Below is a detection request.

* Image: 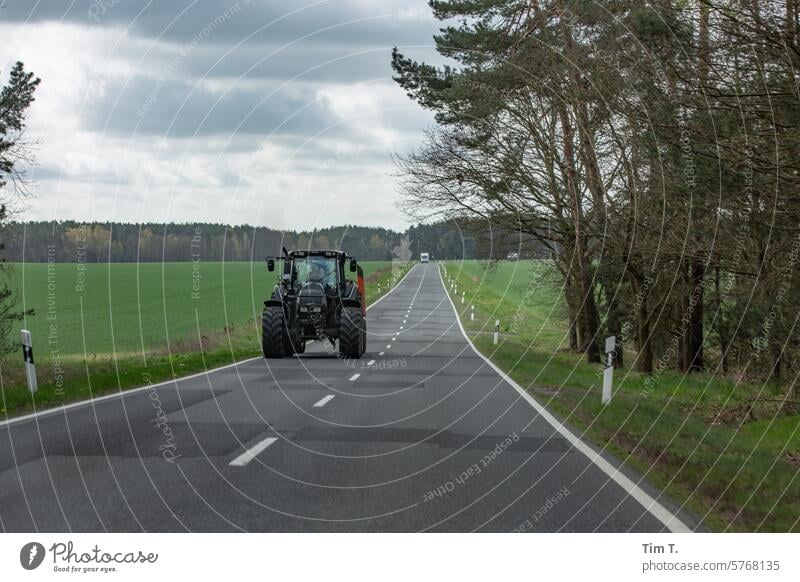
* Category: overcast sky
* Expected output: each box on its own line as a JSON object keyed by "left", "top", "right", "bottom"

{"left": 0, "top": 0, "right": 444, "bottom": 231}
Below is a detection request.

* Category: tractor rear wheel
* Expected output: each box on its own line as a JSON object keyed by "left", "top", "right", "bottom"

{"left": 262, "top": 306, "right": 285, "bottom": 358}
{"left": 339, "top": 306, "right": 364, "bottom": 359}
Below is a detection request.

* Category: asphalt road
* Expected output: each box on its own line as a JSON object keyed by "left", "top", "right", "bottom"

{"left": 0, "top": 263, "right": 694, "bottom": 532}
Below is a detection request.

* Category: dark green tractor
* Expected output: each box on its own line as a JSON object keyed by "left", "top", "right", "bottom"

{"left": 261, "top": 249, "right": 367, "bottom": 359}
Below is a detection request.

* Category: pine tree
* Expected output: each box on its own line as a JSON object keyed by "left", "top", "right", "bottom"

{"left": 0, "top": 62, "right": 40, "bottom": 355}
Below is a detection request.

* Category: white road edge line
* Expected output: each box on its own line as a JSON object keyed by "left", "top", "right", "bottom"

{"left": 348, "top": 373, "right": 361, "bottom": 381}
{"left": 313, "top": 394, "right": 335, "bottom": 408}
{"left": 436, "top": 266, "right": 692, "bottom": 534}
{"left": 0, "top": 356, "right": 262, "bottom": 429}
{"left": 0, "top": 264, "right": 420, "bottom": 428}
{"left": 229, "top": 436, "right": 278, "bottom": 467}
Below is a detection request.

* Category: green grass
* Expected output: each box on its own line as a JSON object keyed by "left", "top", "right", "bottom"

{"left": 0, "top": 260, "right": 405, "bottom": 416}
{"left": 442, "top": 260, "right": 800, "bottom": 532}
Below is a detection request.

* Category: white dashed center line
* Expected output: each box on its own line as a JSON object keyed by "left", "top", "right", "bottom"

{"left": 379, "top": 351, "right": 385, "bottom": 356}
{"left": 348, "top": 373, "right": 361, "bottom": 381}
{"left": 386, "top": 344, "right": 392, "bottom": 349}
{"left": 314, "top": 394, "right": 335, "bottom": 407}
{"left": 229, "top": 437, "right": 278, "bottom": 467}
{"left": 367, "top": 360, "right": 376, "bottom": 366}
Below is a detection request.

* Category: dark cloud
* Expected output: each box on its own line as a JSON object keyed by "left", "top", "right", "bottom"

{"left": 84, "top": 76, "right": 333, "bottom": 137}
{"left": 176, "top": 43, "right": 413, "bottom": 84}
{"left": 1, "top": 0, "right": 441, "bottom": 47}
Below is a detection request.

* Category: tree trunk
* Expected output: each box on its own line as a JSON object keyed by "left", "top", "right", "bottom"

{"left": 631, "top": 275, "right": 654, "bottom": 374}
{"left": 603, "top": 278, "right": 623, "bottom": 368}
{"left": 578, "top": 255, "right": 601, "bottom": 363}
{"left": 565, "top": 274, "right": 580, "bottom": 351}
{"left": 687, "top": 256, "right": 705, "bottom": 372}
{"left": 713, "top": 265, "right": 729, "bottom": 374}
{"left": 557, "top": 101, "right": 600, "bottom": 364}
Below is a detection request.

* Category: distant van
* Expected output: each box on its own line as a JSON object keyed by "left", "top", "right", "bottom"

{"left": 420, "top": 252, "right": 430, "bottom": 263}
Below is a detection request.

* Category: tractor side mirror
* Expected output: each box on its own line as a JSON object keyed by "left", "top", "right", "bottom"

{"left": 267, "top": 258, "right": 275, "bottom": 271}
{"left": 349, "top": 258, "right": 357, "bottom": 272}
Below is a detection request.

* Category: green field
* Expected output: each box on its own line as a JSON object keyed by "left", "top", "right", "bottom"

{"left": 0, "top": 260, "right": 407, "bottom": 414}
{"left": 443, "top": 260, "right": 800, "bottom": 532}
{"left": 6, "top": 260, "right": 400, "bottom": 357}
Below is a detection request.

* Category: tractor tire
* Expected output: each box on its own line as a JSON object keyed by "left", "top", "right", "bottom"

{"left": 262, "top": 306, "right": 285, "bottom": 358}
{"left": 339, "top": 306, "right": 364, "bottom": 359}
{"left": 360, "top": 314, "right": 367, "bottom": 354}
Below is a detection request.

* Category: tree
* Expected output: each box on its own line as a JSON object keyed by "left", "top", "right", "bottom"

{"left": 393, "top": 0, "right": 800, "bottom": 385}
{"left": 0, "top": 62, "right": 40, "bottom": 355}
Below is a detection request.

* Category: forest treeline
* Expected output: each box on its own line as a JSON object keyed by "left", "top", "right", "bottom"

{"left": 1, "top": 220, "right": 547, "bottom": 263}
{"left": 1, "top": 222, "right": 407, "bottom": 262}
{"left": 393, "top": 1, "right": 800, "bottom": 385}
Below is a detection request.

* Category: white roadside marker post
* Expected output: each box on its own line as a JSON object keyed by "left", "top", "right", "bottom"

{"left": 21, "top": 329, "right": 38, "bottom": 395}
{"left": 602, "top": 335, "right": 616, "bottom": 405}
{"left": 470, "top": 304, "right": 475, "bottom": 321}
{"left": 461, "top": 291, "right": 465, "bottom": 304}
{"left": 493, "top": 320, "right": 500, "bottom": 345}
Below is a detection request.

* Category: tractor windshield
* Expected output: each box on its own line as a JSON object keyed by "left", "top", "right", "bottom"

{"left": 294, "top": 256, "right": 338, "bottom": 288}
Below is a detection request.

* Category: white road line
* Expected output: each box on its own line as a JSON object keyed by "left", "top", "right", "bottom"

{"left": 348, "top": 373, "right": 361, "bottom": 381}
{"left": 379, "top": 352, "right": 385, "bottom": 356}
{"left": 436, "top": 267, "right": 692, "bottom": 533}
{"left": 313, "top": 394, "right": 335, "bottom": 408}
{"left": 392, "top": 337, "right": 397, "bottom": 341}
{"left": 400, "top": 326, "right": 404, "bottom": 330}
{"left": 229, "top": 436, "right": 278, "bottom": 467}
{"left": 367, "top": 360, "right": 376, "bottom": 366}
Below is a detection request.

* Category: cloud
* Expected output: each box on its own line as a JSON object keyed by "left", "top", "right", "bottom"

{"left": 0, "top": 0, "right": 442, "bottom": 230}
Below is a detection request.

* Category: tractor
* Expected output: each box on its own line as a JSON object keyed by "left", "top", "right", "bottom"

{"left": 261, "top": 248, "right": 367, "bottom": 359}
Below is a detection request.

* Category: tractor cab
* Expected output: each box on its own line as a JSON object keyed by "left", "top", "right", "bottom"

{"left": 285, "top": 251, "right": 344, "bottom": 294}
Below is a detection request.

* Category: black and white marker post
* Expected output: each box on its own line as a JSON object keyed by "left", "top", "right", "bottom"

{"left": 20, "top": 329, "right": 38, "bottom": 395}
{"left": 602, "top": 335, "right": 615, "bottom": 405}
{"left": 493, "top": 319, "right": 500, "bottom": 345}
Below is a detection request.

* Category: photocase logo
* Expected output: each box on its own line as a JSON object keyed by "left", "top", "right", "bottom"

{"left": 19, "top": 542, "right": 46, "bottom": 570}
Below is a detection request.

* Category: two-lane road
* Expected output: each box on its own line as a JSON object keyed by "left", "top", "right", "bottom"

{"left": 0, "top": 263, "right": 693, "bottom": 532}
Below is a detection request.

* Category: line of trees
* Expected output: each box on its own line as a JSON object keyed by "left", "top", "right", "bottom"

{"left": 3, "top": 220, "right": 546, "bottom": 264}
{"left": 1, "top": 222, "right": 407, "bottom": 263}
{"left": 392, "top": 1, "right": 800, "bottom": 384}
{"left": 408, "top": 220, "right": 550, "bottom": 260}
